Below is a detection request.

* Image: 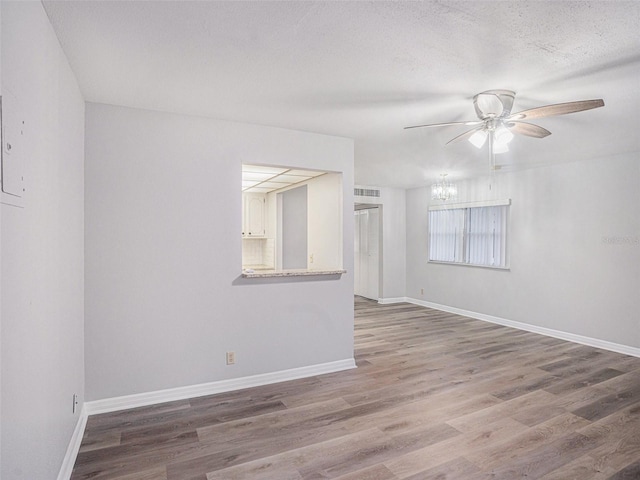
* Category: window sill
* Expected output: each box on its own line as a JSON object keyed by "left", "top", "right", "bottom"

{"left": 242, "top": 268, "right": 346, "bottom": 278}
{"left": 428, "top": 260, "right": 510, "bottom": 271}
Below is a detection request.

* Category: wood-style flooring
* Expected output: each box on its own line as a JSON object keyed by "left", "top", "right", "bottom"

{"left": 72, "top": 297, "right": 640, "bottom": 479}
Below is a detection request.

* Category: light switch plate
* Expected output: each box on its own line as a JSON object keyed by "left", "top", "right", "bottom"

{"left": 1, "top": 92, "right": 25, "bottom": 208}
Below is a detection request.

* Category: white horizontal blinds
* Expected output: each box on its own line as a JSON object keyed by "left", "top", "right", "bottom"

{"left": 429, "top": 208, "right": 465, "bottom": 262}
{"left": 465, "top": 205, "right": 508, "bottom": 267}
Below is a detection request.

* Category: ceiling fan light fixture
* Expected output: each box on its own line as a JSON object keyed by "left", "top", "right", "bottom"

{"left": 494, "top": 124, "right": 514, "bottom": 146}
{"left": 493, "top": 142, "right": 509, "bottom": 154}
{"left": 468, "top": 129, "right": 488, "bottom": 149}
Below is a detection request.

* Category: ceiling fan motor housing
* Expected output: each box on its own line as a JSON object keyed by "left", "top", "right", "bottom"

{"left": 473, "top": 90, "right": 516, "bottom": 119}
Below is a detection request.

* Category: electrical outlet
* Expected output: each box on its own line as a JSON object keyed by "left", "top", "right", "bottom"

{"left": 420, "top": 288, "right": 424, "bottom": 295}
{"left": 72, "top": 393, "right": 78, "bottom": 414}
{"left": 309, "top": 253, "right": 314, "bottom": 264}
{"left": 226, "top": 351, "right": 236, "bottom": 365}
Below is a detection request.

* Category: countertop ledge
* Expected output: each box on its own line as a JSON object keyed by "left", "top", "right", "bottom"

{"left": 242, "top": 269, "right": 346, "bottom": 278}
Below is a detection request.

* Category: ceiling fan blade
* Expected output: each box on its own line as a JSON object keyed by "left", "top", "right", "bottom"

{"left": 445, "top": 126, "right": 484, "bottom": 145}
{"left": 507, "top": 121, "right": 552, "bottom": 138}
{"left": 404, "top": 120, "right": 482, "bottom": 130}
{"left": 508, "top": 99, "right": 604, "bottom": 120}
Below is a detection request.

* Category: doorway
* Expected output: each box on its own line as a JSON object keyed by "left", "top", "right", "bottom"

{"left": 354, "top": 205, "right": 381, "bottom": 300}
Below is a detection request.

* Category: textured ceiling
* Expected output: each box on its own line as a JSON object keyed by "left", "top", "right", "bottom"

{"left": 42, "top": 1, "right": 640, "bottom": 188}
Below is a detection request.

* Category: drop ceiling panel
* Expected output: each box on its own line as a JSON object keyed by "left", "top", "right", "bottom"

{"left": 274, "top": 174, "right": 313, "bottom": 183}
{"left": 242, "top": 164, "right": 327, "bottom": 193}
{"left": 242, "top": 165, "right": 288, "bottom": 175}
{"left": 243, "top": 172, "right": 276, "bottom": 182}
{"left": 286, "top": 169, "right": 325, "bottom": 177}
{"left": 258, "top": 181, "right": 292, "bottom": 188}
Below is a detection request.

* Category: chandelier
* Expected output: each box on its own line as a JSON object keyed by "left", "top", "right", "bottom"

{"left": 431, "top": 173, "right": 457, "bottom": 201}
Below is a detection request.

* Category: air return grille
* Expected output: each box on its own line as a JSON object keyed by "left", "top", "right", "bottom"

{"left": 354, "top": 188, "right": 380, "bottom": 198}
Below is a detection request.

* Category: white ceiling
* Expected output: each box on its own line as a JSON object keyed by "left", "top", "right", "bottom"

{"left": 42, "top": 1, "right": 640, "bottom": 188}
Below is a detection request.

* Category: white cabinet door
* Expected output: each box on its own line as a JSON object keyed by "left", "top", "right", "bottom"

{"left": 243, "top": 193, "right": 266, "bottom": 237}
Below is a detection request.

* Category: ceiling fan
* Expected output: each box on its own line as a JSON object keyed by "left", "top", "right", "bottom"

{"left": 405, "top": 89, "right": 604, "bottom": 165}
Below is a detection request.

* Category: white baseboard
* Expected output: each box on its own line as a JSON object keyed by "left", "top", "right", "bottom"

{"left": 85, "top": 358, "right": 357, "bottom": 416}
{"left": 57, "top": 405, "right": 88, "bottom": 480}
{"left": 377, "top": 297, "right": 407, "bottom": 304}
{"left": 406, "top": 297, "right": 640, "bottom": 358}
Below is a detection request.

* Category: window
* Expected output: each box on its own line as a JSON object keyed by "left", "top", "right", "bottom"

{"left": 428, "top": 200, "right": 509, "bottom": 268}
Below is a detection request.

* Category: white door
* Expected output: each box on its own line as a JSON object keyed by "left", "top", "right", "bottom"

{"left": 354, "top": 207, "right": 380, "bottom": 300}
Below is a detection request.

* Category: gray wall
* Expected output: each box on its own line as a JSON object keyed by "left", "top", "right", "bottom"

{"left": 1, "top": 3, "right": 85, "bottom": 479}
{"left": 85, "top": 103, "right": 354, "bottom": 401}
{"left": 281, "top": 185, "right": 308, "bottom": 269}
{"left": 406, "top": 153, "right": 640, "bottom": 349}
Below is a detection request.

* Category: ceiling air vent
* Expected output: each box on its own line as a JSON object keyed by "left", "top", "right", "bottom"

{"left": 354, "top": 188, "right": 380, "bottom": 198}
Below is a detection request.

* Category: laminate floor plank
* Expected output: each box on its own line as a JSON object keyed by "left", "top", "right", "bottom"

{"left": 384, "top": 416, "right": 528, "bottom": 478}
{"left": 296, "top": 424, "right": 460, "bottom": 479}
{"left": 72, "top": 297, "right": 640, "bottom": 479}
{"left": 572, "top": 381, "right": 640, "bottom": 422}
{"left": 462, "top": 412, "right": 593, "bottom": 472}
{"left": 446, "top": 389, "right": 558, "bottom": 432}
{"left": 83, "top": 399, "right": 193, "bottom": 435}
{"left": 107, "top": 467, "right": 168, "bottom": 480}
{"left": 332, "top": 464, "right": 398, "bottom": 480}
{"left": 537, "top": 453, "right": 616, "bottom": 480}
{"left": 577, "top": 403, "right": 640, "bottom": 475}
{"left": 544, "top": 368, "right": 625, "bottom": 395}
{"left": 607, "top": 459, "right": 640, "bottom": 479}
{"left": 369, "top": 394, "right": 501, "bottom": 439}
{"left": 79, "top": 431, "right": 122, "bottom": 453}
{"left": 400, "top": 457, "right": 492, "bottom": 480}
{"left": 486, "top": 432, "right": 600, "bottom": 479}
{"left": 196, "top": 398, "right": 352, "bottom": 446}
{"left": 203, "top": 428, "right": 385, "bottom": 480}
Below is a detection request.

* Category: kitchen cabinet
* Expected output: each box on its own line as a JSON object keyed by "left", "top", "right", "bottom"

{"left": 242, "top": 193, "right": 266, "bottom": 237}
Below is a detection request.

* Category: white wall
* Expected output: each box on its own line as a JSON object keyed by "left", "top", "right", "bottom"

{"left": 1, "top": 3, "right": 85, "bottom": 479}
{"left": 307, "top": 173, "right": 343, "bottom": 271}
{"left": 0, "top": 2, "right": 4, "bottom": 473}
{"left": 355, "top": 186, "right": 406, "bottom": 300}
{"left": 85, "top": 103, "right": 354, "bottom": 401}
{"left": 406, "top": 153, "right": 640, "bottom": 349}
